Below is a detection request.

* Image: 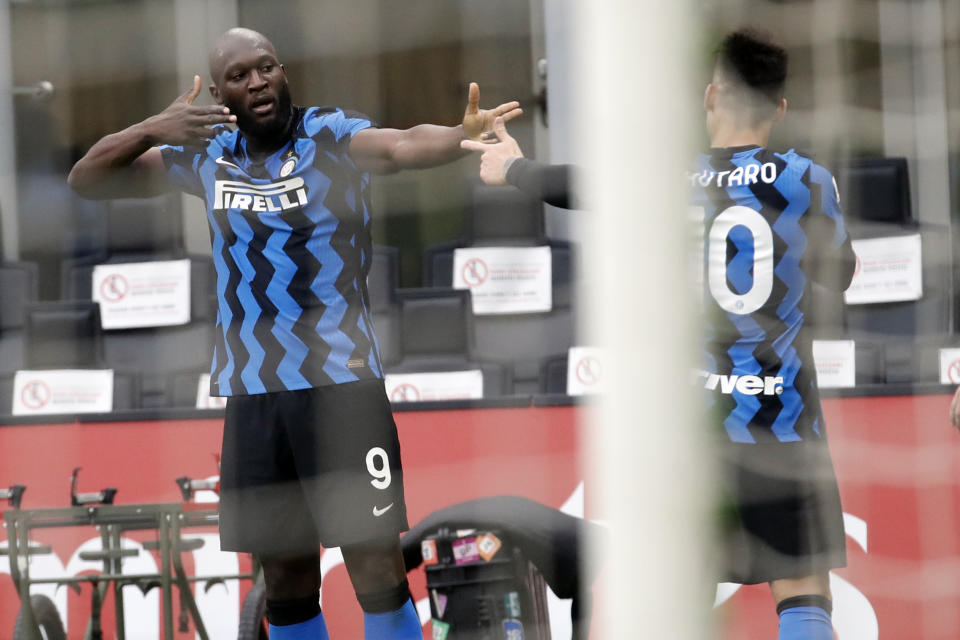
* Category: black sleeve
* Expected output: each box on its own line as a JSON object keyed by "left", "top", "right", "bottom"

{"left": 505, "top": 157, "right": 578, "bottom": 209}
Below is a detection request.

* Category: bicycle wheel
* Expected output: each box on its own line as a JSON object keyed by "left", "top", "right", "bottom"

{"left": 237, "top": 582, "right": 268, "bottom": 640}
{"left": 12, "top": 594, "right": 66, "bottom": 640}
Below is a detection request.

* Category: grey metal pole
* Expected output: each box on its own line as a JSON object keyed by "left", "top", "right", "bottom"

{"left": 0, "top": 0, "right": 20, "bottom": 260}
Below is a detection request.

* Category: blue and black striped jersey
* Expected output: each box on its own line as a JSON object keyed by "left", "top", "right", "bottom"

{"left": 689, "top": 146, "right": 855, "bottom": 443}
{"left": 161, "top": 106, "right": 384, "bottom": 396}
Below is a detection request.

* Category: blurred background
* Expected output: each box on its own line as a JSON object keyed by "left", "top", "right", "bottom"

{"left": 0, "top": 0, "right": 957, "bottom": 638}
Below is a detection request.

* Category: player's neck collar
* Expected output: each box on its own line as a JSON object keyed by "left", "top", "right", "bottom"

{"left": 708, "top": 144, "right": 762, "bottom": 156}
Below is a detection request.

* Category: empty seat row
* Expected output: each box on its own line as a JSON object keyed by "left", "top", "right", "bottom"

{"left": 20, "top": 192, "right": 185, "bottom": 300}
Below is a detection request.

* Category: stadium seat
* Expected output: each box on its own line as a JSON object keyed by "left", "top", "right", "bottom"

{"left": 17, "top": 170, "right": 107, "bottom": 299}
{"left": 367, "top": 244, "right": 400, "bottom": 312}
{"left": 366, "top": 245, "right": 402, "bottom": 366}
{"left": 422, "top": 182, "right": 550, "bottom": 284}
{"left": 399, "top": 288, "right": 474, "bottom": 356}
{"left": 806, "top": 283, "right": 846, "bottom": 337}
{"left": 386, "top": 288, "right": 511, "bottom": 397}
{"left": 539, "top": 353, "right": 569, "bottom": 394}
{"left": 103, "top": 194, "right": 184, "bottom": 254}
{"left": 0, "top": 375, "right": 13, "bottom": 416}
{"left": 0, "top": 261, "right": 38, "bottom": 376}
{"left": 10, "top": 300, "right": 140, "bottom": 415}
{"left": 24, "top": 300, "right": 104, "bottom": 369}
{"left": 60, "top": 254, "right": 216, "bottom": 409}
{"left": 422, "top": 183, "right": 576, "bottom": 394}
{"left": 466, "top": 182, "right": 547, "bottom": 244}
{"left": 60, "top": 254, "right": 215, "bottom": 321}
{"left": 57, "top": 194, "right": 186, "bottom": 300}
{"left": 371, "top": 308, "right": 402, "bottom": 367}
{"left": 0, "top": 372, "right": 140, "bottom": 416}
{"left": 854, "top": 339, "right": 886, "bottom": 385}
{"left": 843, "top": 223, "right": 952, "bottom": 338}
{"left": 884, "top": 335, "right": 960, "bottom": 385}
{"left": 102, "top": 323, "right": 214, "bottom": 409}
{"left": 18, "top": 191, "right": 180, "bottom": 300}
{"left": 834, "top": 157, "right": 912, "bottom": 224}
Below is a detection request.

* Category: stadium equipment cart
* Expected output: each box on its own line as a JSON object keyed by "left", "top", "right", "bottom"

{"left": 2, "top": 490, "right": 256, "bottom": 639}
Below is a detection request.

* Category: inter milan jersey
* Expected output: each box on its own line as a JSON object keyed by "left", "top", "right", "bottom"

{"left": 689, "top": 146, "right": 855, "bottom": 444}
{"left": 161, "top": 106, "right": 384, "bottom": 396}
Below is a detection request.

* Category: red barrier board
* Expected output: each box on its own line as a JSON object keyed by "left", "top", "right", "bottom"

{"left": 720, "top": 394, "right": 960, "bottom": 640}
{"left": 0, "top": 394, "right": 958, "bottom": 638}
{"left": 0, "top": 406, "right": 583, "bottom": 639}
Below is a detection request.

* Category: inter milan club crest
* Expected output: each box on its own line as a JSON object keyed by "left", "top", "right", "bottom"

{"left": 279, "top": 150, "right": 299, "bottom": 177}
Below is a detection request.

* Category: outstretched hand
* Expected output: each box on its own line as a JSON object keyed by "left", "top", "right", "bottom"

{"left": 459, "top": 116, "right": 524, "bottom": 185}
{"left": 145, "top": 75, "right": 236, "bottom": 147}
{"left": 461, "top": 82, "right": 523, "bottom": 141}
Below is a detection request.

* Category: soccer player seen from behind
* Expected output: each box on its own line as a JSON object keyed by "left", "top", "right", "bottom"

{"left": 68, "top": 27, "right": 521, "bottom": 640}
{"left": 691, "top": 29, "right": 856, "bottom": 640}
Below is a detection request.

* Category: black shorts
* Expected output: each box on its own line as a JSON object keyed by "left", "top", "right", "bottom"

{"left": 218, "top": 379, "right": 409, "bottom": 554}
{"left": 717, "top": 439, "right": 847, "bottom": 584}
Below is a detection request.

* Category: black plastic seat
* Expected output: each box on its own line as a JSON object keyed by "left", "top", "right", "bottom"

{"left": 834, "top": 157, "right": 911, "bottom": 224}
{"left": 385, "top": 288, "right": 511, "bottom": 398}
{"left": 0, "top": 261, "right": 38, "bottom": 376}
{"left": 60, "top": 254, "right": 216, "bottom": 409}
{"left": 24, "top": 300, "right": 104, "bottom": 368}
{"left": 421, "top": 183, "right": 576, "bottom": 395}
{"left": 843, "top": 223, "right": 951, "bottom": 339}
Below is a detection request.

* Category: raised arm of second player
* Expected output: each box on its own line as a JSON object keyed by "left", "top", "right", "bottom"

{"left": 460, "top": 116, "right": 576, "bottom": 209}
{"left": 67, "top": 76, "right": 237, "bottom": 199}
{"left": 348, "top": 82, "right": 521, "bottom": 174}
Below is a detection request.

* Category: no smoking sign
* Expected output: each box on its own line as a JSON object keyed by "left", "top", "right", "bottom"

{"left": 460, "top": 258, "right": 489, "bottom": 288}
{"left": 948, "top": 359, "right": 960, "bottom": 384}
{"left": 390, "top": 384, "right": 420, "bottom": 402}
{"left": 99, "top": 273, "right": 129, "bottom": 302}
{"left": 566, "top": 347, "right": 606, "bottom": 395}
{"left": 576, "top": 356, "right": 602, "bottom": 386}
{"left": 938, "top": 348, "right": 960, "bottom": 385}
{"left": 20, "top": 380, "right": 51, "bottom": 409}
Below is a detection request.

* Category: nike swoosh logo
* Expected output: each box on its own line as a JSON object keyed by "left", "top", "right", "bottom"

{"left": 215, "top": 157, "right": 242, "bottom": 170}
{"left": 372, "top": 503, "right": 394, "bottom": 517}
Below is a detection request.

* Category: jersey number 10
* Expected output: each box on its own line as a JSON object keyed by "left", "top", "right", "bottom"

{"left": 694, "top": 205, "right": 775, "bottom": 315}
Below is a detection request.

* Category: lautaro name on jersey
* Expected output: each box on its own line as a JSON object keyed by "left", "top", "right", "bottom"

{"left": 690, "top": 145, "right": 855, "bottom": 445}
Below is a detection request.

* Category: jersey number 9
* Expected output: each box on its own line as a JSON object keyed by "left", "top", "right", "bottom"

{"left": 365, "top": 446, "right": 392, "bottom": 490}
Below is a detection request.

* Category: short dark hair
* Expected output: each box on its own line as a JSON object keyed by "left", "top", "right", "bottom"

{"left": 715, "top": 28, "right": 787, "bottom": 106}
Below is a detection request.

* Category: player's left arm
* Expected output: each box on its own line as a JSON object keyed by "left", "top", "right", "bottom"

{"left": 348, "top": 82, "right": 522, "bottom": 175}
{"left": 805, "top": 163, "right": 857, "bottom": 291}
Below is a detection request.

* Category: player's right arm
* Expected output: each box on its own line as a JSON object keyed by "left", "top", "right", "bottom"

{"left": 68, "top": 76, "right": 235, "bottom": 199}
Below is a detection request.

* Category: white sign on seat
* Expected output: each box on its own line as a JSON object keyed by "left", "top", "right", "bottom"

{"left": 812, "top": 340, "right": 856, "bottom": 388}
{"left": 92, "top": 259, "right": 191, "bottom": 329}
{"left": 843, "top": 235, "right": 922, "bottom": 305}
{"left": 384, "top": 370, "right": 484, "bottom": 402}
{"left": 13, "top": 370, "right": 114, "bottom": 415}
{"left": 938, "top": 348, "right": 960, "bottom": 384}
{"left": 566, "top": 347, "right": 606, "bottom": 396}
{"left": 452, "top": 247, "right": 552, "bottom": 315}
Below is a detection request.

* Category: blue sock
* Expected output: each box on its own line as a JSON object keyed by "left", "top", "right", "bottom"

{"left": 777, "top": 605, "right": 833, "bottom": 640}
{"left": 268, "top": 611, "right": 331, "bottom": 640}
{"left": 363, "top": 598, "right": 423, "bottom": 640}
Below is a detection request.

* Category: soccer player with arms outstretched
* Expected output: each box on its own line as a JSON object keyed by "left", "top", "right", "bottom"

{"left": 692, "top": 29, "right": 856, "bottom": 639}
{"left": 69, "top": 27, "right": 520, "bottom": 640}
